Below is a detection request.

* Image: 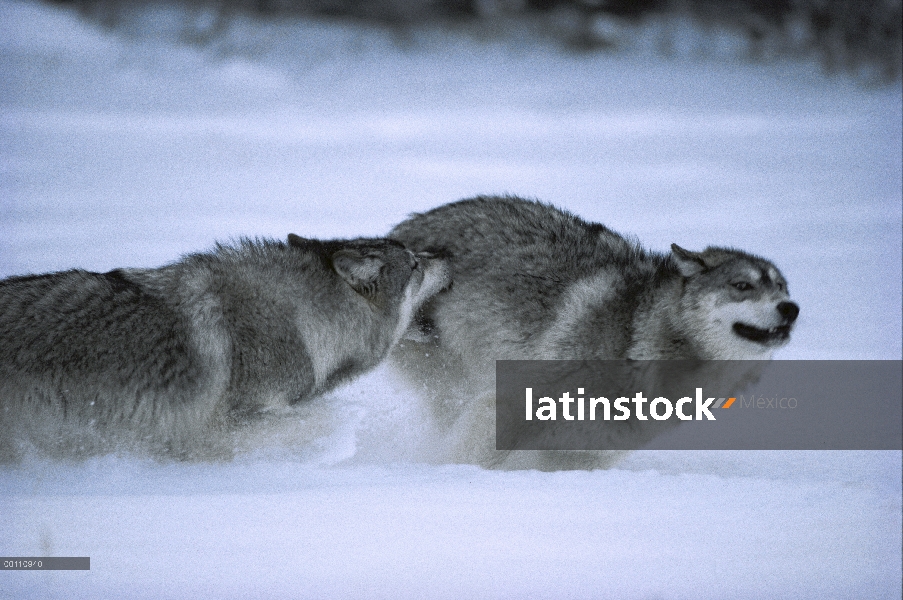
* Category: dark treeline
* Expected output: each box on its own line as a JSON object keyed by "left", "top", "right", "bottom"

{"left": 46, "top": 0, "right": 902, "bottom": 81}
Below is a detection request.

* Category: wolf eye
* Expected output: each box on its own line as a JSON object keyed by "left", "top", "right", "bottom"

{"left": 732, "top": 282, "right": 753, "bottom": 291}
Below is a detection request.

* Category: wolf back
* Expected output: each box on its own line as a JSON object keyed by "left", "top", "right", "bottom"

{"left": 0, "top": 235, "right": 450, "bottom": 460}
{"left": 391, "top": 195, "right": 799, "bottom": 372}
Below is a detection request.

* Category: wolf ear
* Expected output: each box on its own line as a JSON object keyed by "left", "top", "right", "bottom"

{"left": 332, "top": 250, "right": 384, "bottom": 297}
{"left": 287, "top": 233, "right": 310, "bottom": 247}
{"left": 671, "top": 244, "right": 708, "bottom": 277}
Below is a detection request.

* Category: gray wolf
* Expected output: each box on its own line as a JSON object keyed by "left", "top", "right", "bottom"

{"left": 389, "top": 195, "right": 799, "bottom": 469}
{"left": 0, "top": 235, "right": 450, "bottom": 461}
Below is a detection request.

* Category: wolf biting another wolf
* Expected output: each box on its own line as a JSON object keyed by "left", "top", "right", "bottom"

{"left": 1, "top": 195, "right": 797, "bottom": 466}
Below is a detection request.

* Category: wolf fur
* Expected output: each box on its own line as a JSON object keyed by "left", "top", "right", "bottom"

{"left": 0, "top": 235, "right": 450, "bottom": 461}
{"left": 389, "top": 196, "right": 799, "bottom": 469}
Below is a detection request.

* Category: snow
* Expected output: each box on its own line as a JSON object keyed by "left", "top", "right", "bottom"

{"left": 1, "top": 1, "right": 901, "bottom": 598}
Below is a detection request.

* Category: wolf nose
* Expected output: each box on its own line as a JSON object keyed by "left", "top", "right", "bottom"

{"left": 777, "top": 301, "right": 799, "bottom": 322}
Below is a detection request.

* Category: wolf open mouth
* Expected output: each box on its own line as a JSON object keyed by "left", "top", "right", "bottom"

{"left": 733, "top": 322, "right": 792, "bottom": 344}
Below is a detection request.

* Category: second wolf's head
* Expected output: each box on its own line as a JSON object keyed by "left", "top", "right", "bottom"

{"left": 670, "top": 244, "right": 799, "bottom": 359}
{"left": 287, "top": 234, "right": 451, "bottom": 348}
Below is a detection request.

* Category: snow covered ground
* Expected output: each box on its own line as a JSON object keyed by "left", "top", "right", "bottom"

{"left": 1, "top": 1, "right": 901, "bottom": 598}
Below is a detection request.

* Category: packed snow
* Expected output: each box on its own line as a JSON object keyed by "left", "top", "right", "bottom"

{"left": 0, "top": 1, "right": 900, "bottom": 598}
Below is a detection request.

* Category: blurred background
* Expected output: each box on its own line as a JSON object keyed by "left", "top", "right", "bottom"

{"left": 43, "top": 0, "right": 903, "bottom": 83}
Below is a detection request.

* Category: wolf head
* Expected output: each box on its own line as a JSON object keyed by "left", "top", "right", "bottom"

{"left": 670, "top": 244, "right": 799, "bottom": 359}
{"left": 287, "top": 234, "right": 451, "bottom": 345}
